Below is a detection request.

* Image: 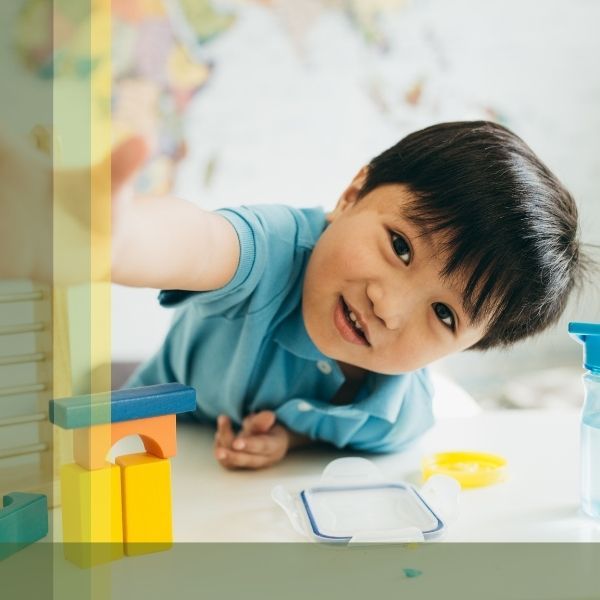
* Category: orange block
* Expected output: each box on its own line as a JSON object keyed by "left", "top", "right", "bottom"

{"left": 73, "top": 414, "right": 176, "bottom": 470}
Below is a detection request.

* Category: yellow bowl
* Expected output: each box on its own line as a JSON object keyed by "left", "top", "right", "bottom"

{"left": 422, "top": 451, "right": 508, "bottom": 488}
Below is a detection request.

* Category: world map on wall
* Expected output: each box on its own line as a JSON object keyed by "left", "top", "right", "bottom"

{"left": 14, "top": 0, "right": 503, "bottom": 193}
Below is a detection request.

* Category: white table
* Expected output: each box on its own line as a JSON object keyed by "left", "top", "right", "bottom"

{"left": 167, "top": 409, "right": 600, "bottom": 543}
{"left": 38, "top": 410, "right": 600, "bottom": 600}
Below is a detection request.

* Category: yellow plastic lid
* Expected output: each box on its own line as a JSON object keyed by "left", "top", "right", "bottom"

{"left": 422, "top": 451, "right": 508, "bottom": 488}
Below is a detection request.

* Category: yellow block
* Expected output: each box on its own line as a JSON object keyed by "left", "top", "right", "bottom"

{"left": 116, "top": 453, "right": 172, "bottom": 556}
{"left": 60, "top": 462, "right": 124, "bottom": 568}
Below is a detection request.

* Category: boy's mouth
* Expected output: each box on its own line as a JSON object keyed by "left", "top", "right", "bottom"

{"left": 334, "top": 296, "right": 370, "bottom": 346}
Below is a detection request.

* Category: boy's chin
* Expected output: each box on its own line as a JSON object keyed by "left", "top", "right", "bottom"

{"left": 328, "top": 353, "right": 419, "bottom": 376}
{"left": 339, "top": 355, "right": 428, "bottom": 376}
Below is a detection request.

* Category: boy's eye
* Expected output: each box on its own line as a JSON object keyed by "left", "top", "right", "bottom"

{"left": 433, "top": 302, "right": 456, "bottom": 331}
{"left": 390, "top": 232, "right": 411, "bottom": 265}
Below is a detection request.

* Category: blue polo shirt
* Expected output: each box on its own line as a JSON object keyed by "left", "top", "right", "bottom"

{"left": 126, "top": 204, "right": 434, "bottom": 452}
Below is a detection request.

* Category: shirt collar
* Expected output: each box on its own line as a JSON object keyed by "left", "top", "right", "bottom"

{"left": 273, "top": 300, "right": 329, "bottom": 362}
{"left": 353, "top": 371, "right": 415, "bottom": 422}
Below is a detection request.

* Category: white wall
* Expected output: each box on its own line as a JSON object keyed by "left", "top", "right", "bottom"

{"left": 112, "top": 0, "right": 600, "bottom": 396}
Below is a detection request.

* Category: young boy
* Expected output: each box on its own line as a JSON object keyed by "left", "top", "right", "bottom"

{"left": 113, "top": 121, "right": 583, "bottom": 470}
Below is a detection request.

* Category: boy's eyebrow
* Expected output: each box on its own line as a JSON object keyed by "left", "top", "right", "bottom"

{"left": 388, "top": 210, "right": 450, "bottom": 274}
{"left": 388, "top": 210, "right": 439, "bottom": 253}
{"left": 438, "top": 261, "right": 482, "bottom": 331}
{"left": 447, "top": 285, "right": 476, "bottom": 331}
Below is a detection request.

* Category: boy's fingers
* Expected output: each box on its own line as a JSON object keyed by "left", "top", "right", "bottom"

{"left": 214, "top": 415, "right": 235, "bottom": 449}
{"left": 232, "top": 434, "right": 273, "bottom": 455}
{"left": 110, "top": 136, "right": 148, "bottom": 193}
{"left": 216, "top": 448, "right": 269, "bottom": 470}
{"left": 241, "top": 411, "right": 276, "bottom": 436}
{"left": 217, "top": 415, "right": 235, "bottom": 447}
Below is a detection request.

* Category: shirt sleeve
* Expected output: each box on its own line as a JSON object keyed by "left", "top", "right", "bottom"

{"left": 274, "top": 370, "right": 434, "bottom": 453}
{"left": 157, "top": 205, "right": 311, "bottom": 318}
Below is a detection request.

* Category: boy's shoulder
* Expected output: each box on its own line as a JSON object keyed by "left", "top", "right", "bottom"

{"left": 159, "top": 204, "right": 327, "bottom": 314}
{"left": 219, "top": 203, "right": 327, "bottom": 252}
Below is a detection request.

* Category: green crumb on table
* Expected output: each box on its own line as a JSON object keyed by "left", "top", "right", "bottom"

{"left": 402, "top": 568, "right": 423, "bottom": 579}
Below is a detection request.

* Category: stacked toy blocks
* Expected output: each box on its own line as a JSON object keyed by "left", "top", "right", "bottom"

{"left": 50, "top": 383, "right": 196, "bottom": 567}
{"left": 0, "top": 492, "right": 48, "bottom": 561}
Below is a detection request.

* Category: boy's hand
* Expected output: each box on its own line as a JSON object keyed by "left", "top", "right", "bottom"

{"left": 54, "top": 135, "right": 147, "bottom": 284}
{"left": 213, "top": 411, "right": 290, "bottom": 470}
{"left": 0, "top": 125, "right": 146, "bottom": 282}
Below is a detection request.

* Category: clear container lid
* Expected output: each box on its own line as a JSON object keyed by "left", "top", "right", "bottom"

{"left": 273, "top": 457, "right": 460, "bottom": 544}
{"left": 300, "top": 482, "right": 443, "bottom": 542}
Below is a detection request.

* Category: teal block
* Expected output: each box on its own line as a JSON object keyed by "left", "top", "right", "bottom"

{"left": 0, "top": 493, "right": 48, "bottom": 561}
{"left": 49, "top": 383, "right": 197, "bottom": 429}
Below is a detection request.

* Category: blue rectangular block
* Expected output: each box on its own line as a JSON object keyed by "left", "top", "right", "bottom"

{"left": 0, "top": 493, "right": 48, "bottom": 561}
{"left": 49, "top": 383, "right": 196, "bottom": 429}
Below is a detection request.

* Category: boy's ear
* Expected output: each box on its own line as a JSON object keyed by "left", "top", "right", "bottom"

{"left": 326, "top": 165, "right": 369, "bottom": 223}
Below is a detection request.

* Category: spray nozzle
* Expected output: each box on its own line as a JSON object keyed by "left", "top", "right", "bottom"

{"left": 569, "top": 322, "right": 600, "bottom": 373}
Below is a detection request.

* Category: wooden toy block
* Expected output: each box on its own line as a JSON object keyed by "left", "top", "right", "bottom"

{"left": 60, "top": 463, "right": 123, "bottom": 568}
{"left": 116, "top": 453, "right": 172, "bottom": 556}
{"left": 0, "top": 493, "right": 48, "bottom": 561}
{"left": 50, "top": 383, "right": 196, "bottom": 429}
{"left": 73, "top": 414, "right": 177, "bottom": 470}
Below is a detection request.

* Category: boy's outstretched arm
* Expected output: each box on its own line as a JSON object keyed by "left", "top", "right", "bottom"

{"left": 111, "top": 193, "right": 240, "bottom": 291}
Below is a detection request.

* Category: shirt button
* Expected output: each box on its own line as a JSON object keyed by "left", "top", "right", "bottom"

{"left": 297, "top": 401, "right": 313, "bottom": 412}
{"left": 316, "top": 360, "right": 332, "bottom": 375}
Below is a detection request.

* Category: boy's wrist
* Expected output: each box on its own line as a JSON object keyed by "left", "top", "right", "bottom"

{"left": 280, "top": 424, "right": 312, "bottom": 450}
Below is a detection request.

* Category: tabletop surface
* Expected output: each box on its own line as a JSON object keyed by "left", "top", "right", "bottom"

{"left": 158, "top": 408, "right": 599, "bottom": 543}
{"left": 50, "top": 408, "right": 600, "bottom": 543}
{"left": 28, "top": 408, "right": 600, "bottom": 600}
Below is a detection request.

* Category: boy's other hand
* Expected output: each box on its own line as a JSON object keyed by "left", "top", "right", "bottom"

{"left": 213, "top": 411, "right": 290, "bottom": 470}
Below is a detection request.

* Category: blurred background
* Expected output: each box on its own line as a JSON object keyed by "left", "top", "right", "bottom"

{"left": 97, "top": 0, "right": 600, "bottom": 410}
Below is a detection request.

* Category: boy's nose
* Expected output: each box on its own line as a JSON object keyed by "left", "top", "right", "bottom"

{"left": 366, "top": 281, "right": 409, "bottom": 331}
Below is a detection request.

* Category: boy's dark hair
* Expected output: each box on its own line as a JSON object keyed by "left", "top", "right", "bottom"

{"left": 358, "top": 120, "right": 583, "bottom": 350}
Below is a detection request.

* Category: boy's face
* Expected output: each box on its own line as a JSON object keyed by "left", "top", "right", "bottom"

{"left": 302, "top": 169, "right": 488, "bottom": 375}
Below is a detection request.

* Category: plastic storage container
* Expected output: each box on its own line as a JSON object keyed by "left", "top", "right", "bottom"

{"left": 272, "top": 457, "right": 460, "bottom": 543}
{"left": 569, "top": 322, "right": 600, "bottom": 519}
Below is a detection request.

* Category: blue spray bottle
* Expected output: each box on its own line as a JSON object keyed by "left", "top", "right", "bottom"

{"left": 569, "top": 322, "right": 600, "bottom": 519}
